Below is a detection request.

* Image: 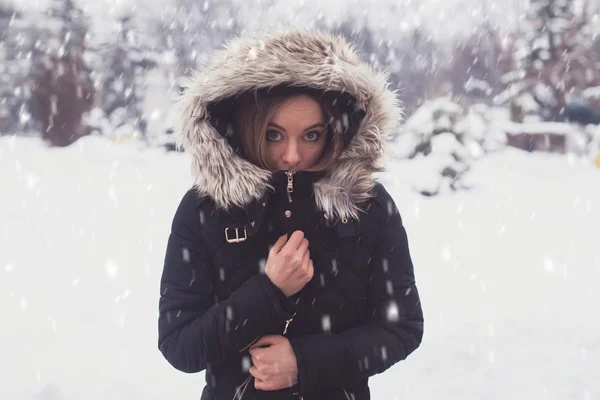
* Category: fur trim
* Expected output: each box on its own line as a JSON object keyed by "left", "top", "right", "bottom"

{"left": 175, "top": 28, "right": 403, "bottom": 221}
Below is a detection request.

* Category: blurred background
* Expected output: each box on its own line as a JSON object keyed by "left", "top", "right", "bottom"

{"left": 1, "top": 0, "right": 599, "bottom": 399}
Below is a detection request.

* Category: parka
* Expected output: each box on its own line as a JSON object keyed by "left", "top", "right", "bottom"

{"left": 158, "top": 28, "right": 424, "bottom": 400}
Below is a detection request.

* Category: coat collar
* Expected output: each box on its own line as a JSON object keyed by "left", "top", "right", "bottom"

{"left": 174, "top": 28, "right": 403, "bottom": 221}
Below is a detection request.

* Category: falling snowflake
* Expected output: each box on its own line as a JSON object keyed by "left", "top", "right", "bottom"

{"left": 442, "top": 245, "right": 451, "bottom": 262}
{"left": 386, "top": 301, "right": 399, "bottom": 322}
{"left": 543, "top": 256, "right": 554, "bottom": 274}
{"left": 182, "top": 247, "right": 190, "bottom": 263}
{"left": 258, "top": 258, "right": 267, "bottom": 274}
{"left": 321, "top": 314, "right": 331, "bottom": 333}
{"left": 241, "top": 355, "right": 251, "bottom": 372}
{"left": 25, "top": 173, "right": 40, "bottom": 190}
{"left": 386, "top": 280, "right": 393, "bottom": 295}
{"left": 488, "top": 349, "right": 496, "bottom": 364}
{"left": 341, "top": 112, "right": 349, "bottom": 130}
{"left": 189, "top": 269, "right": 196, "bottom": 287}
{"left": 106, "top": 260, "right": 119, "bottom": 280}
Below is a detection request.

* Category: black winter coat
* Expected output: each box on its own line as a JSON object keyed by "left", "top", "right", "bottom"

{"left": 158, "top": 171, "right": 424, "bottom": 400}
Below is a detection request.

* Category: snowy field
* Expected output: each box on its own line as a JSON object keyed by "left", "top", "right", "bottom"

{"left": 1, "top": 135, "right": 598, "bottom": 400}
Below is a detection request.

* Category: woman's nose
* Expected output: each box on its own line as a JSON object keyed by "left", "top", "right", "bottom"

{"left": 282, "top": 142, "right": 301, "bottom": 166}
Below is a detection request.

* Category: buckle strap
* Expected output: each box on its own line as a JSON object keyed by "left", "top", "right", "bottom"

{"left": 224, "top": 227, "right": 247, "bottom": 243}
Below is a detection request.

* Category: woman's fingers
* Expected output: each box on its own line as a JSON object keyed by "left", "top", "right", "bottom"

{"left": 249, "top": 366, "right": 263, "bottom": 381}
{"left": 282, "top": 231, "right": 304, "bottom": 252}
{"left": 270, "top": 234, "right": 288, "bottom": 255}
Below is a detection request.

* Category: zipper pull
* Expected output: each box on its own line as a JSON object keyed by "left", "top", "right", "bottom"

{"left": 286, "top": 171, "right": 295, "bottom": 203}
{"left": 283, "top": 312, "right": 296, "bottom": 335}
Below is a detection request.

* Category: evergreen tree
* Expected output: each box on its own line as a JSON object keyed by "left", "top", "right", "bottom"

{"left": 444, "top": 22, "right": 515, "bottom": 106}
{"left": 316, "top": 16, "right": 441, "bottom": 114}
{"left": 0, "top": 3, "right": 37, "bottom": 134}
{"left": 92, "top": 14, "right": 158, "bottom": 138}
{"left": 28, "top": 0, "right": 95, "bottom": 146}
{"left": 151, "top": 0, "right": 243, "bottom": 81}
{"left": 508, "top": 0, "right": 600, "bottom": 121}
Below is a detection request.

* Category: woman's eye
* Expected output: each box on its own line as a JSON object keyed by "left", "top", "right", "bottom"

{"left": 305, "top": 132, "right": 320, "bottom": 141}
{"left": 266, "top": 131, "right": 281, "bottom": 141}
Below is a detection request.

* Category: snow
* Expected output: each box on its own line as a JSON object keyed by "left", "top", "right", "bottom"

{"left": 1, "top": 135, "right": 599, "bottom": 399}
{"left": 403, "top": 98, "right": 464, "bottom": 136}
{"left": 581, "top": 86, "right": 600, "bottom": 101}
{"left": 503, "top": 121, "right": 576, "bottom": 136}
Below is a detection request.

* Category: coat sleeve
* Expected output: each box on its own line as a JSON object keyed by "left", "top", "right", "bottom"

{"left": 158, "top": 189, "right": 296, "bottom": 373}
{"left": 289, "top": 185, "right": 424, "bottom": 394}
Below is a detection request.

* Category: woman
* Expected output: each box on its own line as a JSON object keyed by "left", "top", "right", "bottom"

{"left": 158, "top": 29, "right": 424, "bottom": 400}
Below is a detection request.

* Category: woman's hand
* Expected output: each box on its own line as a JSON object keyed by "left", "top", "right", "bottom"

{"left": 249, "top": 335, "right": 298, "bottom": 391}
{"left": 266, "top": 231, "right": 314, "bottom": 297}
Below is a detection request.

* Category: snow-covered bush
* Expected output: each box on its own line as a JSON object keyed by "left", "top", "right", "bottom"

{"left": 389, "top": 98, "right": 481, "bottom": 196}
{"left": 390, "top": 94, "right": 600, "bottom": 196}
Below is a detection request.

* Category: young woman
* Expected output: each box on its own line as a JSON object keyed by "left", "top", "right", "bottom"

{"left": 158, "top": 29, "right": 424, "bottom": 400}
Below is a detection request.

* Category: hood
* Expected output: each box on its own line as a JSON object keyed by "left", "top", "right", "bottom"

{"left": 174, "top": 28, "right": 402, "bottom": 221}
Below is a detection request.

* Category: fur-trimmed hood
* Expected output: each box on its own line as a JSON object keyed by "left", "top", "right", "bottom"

{"left": 174, "top": 28, "right": 402, "bottom": 221}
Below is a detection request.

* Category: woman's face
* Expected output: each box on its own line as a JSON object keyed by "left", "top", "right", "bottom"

{"left": 265, "top": 95, "right": 328, "bottom": 171}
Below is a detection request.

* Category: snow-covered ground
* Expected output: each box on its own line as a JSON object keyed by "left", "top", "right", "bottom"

{"left": 1, "top": 135, "right": 598, "bottom": 400}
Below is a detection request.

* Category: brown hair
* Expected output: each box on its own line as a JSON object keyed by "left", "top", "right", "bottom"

{"left": 233, "top": 87, "right": 347, "bottom": 172}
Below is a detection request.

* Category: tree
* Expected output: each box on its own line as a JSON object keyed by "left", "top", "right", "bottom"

{"left": 150, "top": 0, "right": 243, "bottom": 81}
{"left": 28, "top": 0, "right": 95, "bottom": 146}
{"left": 502, "top": 0, "right": 600, "bottom": 121}
{"left": 316, "top": 16, "right": 441, "bottom": 114}
{"left": 442, "top": 22, "right": 515, "bottom": 106}
{"left": 89, "top": 14, "right": 158, "bottom": 138}
{"left": 0, "top": 3, "right": 19, "bottom": 134}
{"left": 393, "top": 27, "right": 442, "bottom": 113}
{"left": 0, "top": 3, "right": 38, "bottom": 134}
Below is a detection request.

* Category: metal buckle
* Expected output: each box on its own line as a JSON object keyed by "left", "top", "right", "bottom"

{"left": 225, "top": 227, "right": 247, "bottom": 243}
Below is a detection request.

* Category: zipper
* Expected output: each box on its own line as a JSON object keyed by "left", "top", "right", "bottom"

{"left": 234, "top": 312, "right": 297, "bottom": 400}
{"left": 286, "top": 170, "right": 295, "bottom": 203}
{"left": 284, "top": 311, "right": 299, "bottom": 399}
{"left": 283, "top": 312, "right": 296, "bottom": 335}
